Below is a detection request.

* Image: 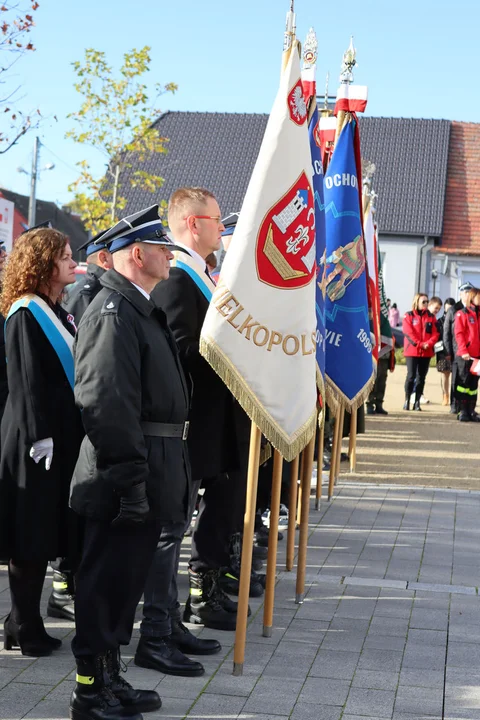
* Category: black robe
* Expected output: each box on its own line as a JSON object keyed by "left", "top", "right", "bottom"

{"left": 0, "top": 300, "right": 84, "bottom": 561}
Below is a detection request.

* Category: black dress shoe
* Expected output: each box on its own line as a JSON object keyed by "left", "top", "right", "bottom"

{"left": 134, "top": 635, "right": 204, "bottom": 677}
{"left": 170, "top": 620, "right": 221, "bottom": 655}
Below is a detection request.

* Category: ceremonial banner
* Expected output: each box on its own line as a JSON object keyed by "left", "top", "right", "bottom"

{"left": 364, "top": 199, "right": 380, "bottom": 361}
{"left": 334, "top": 85, "right": 368, "bottom": 114}
{"left": 309, "top": 104, "right": 326, "bottom": 393}
{"left": 323, "top": 119, "right": 374, "bottom": 408}
{"left": 377, "top": 232, "right": 394, "bottom": 358}
{"left": 200, "top": 42, "right": 317, "bottom": 461}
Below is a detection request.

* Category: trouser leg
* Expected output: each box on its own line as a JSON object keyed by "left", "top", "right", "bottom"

{"left": 374, "top": 358, "right": 389, "bottom": 404}
{"left": 72, "top": 518, "right": 161, "bottom": 658}
{"left": 190, "top": 474, "right": 233, "bottom": 572}
{"left": 451, "top": 360, "right": 458, "bottom": 408}
{"left": 140, "top": 521, "right": 185, "bottom": 638}
{"left": 8, "top": 558, "right": 48, "bottom": 624}
{"left": 415, "top": 357, "right": 431, "bottom": 399}
{"left": 405, "top": 357, "right": 418, "bottom": 397}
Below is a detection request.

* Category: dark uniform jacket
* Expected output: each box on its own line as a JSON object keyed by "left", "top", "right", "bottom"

{"left": 152, "top": 248, "right": 249, "bottom": 482}
{"left": 63, "top": 264, "right": 105, "bottom": 325}
{"left": 0, "top": 313, "right": 8, "bottom": 420}
{"left": 443, "top": 301, "right": 464, "bottom": 358}
{"left": 0, "top": 301, "right": 84, "bottom": 560}
{"left": 70, "top": 269, "right": 191, "bottom": 524}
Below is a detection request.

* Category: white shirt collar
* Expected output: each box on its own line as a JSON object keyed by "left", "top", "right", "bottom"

{"left": 174, "top": 241, "right": 206, "bottom": 271}
{"left": 131, "top": 281, "right": 150, "bottom": 301}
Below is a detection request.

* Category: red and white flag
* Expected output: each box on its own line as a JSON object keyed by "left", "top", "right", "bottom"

{"left": 335, "top": 84, "right": 368, "bottom": 115}
{"left": 200, "top": 42, "right": 317, "bottom": 461}
{"left": 364, "top": 200, "right": 380, "bottom": 362}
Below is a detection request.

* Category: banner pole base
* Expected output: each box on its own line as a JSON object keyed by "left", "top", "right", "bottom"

{"left": 328, "top": 494, "right": 332, "bottom": 502}
{"left": 314, "top": 499, "right": 319, "bottom": 511}
{"left": 295, "top": 593, "right": 305, "bottom": 604}
{"left": 232, "top": 662, "right": 244, "bottom": 676}
{"left": 262, "top": 625, "right": 273, "bottom": 638}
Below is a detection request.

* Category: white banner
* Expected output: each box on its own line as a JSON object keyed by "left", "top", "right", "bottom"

{"left": 0, "top": 198, "right": 14, "bottom": 252}
{"left": 200, "top": 43, "right": 317, "bottom": 461}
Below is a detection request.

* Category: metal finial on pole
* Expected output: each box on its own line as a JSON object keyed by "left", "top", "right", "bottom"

{"left": 339, "top": 35, "right": 357, "bottom": 84}
{"left": 323, "top": 72, "right": 330, "bottom": 110}
{"left": 284, "top": 1, "right": 296, "bottom": 52}
{"left": 302, "top": 27, "right": 317, "bottom": 68}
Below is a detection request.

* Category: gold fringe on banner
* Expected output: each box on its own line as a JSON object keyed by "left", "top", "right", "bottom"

{"left": 259, "top": 442, "right": 272, "bottom": 466}
{"left": 200, "top": 335, "right": 317, "bottom": 462}
{"left": 325, "top": 371, "right": 376, "bottom": 415}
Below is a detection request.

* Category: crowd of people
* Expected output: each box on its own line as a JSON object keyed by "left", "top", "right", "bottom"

{"left": 0, "top": 189, "right": 282, "bottom": 720}
{"left": 386, "top": 284, "right": 480, "bottom": 420}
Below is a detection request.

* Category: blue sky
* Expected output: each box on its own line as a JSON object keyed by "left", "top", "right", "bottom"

{"left": 1, "top": 0, "right": 478, "bottom": 207}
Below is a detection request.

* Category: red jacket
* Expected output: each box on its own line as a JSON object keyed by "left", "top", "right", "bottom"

{"left": 454, "top": 306, "right": 480, "bottom": 359}
{"left": 402, "top": 310, "right": 440, "bottom": 358}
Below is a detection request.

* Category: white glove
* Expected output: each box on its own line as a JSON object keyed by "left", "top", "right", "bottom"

{"left": 29, "top": 438, "right": 54, "bottom": 471}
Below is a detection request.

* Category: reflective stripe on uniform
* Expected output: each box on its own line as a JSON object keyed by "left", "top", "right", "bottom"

{"left": 189, "top": 588, "right": 202, "bottom": 596}
{"left": 457, "top": 386, "right": 478, "bottom": 396}
{"left": 76, "top": 674, "right": 94, "bottom": 685}
{"left": 53, "top": 581, "right": 68, "bottom": 590}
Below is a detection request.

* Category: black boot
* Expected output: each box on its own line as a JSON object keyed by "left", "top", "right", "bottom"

{"left": 403, "top": 394, "right": 410, "bottom": 411}
{"left": 105, "top": 648, "right": 162, "bottom": 712}
{"left": 218, "top": 561, "right": 265, "bottom": 598}
{"left": 183, "top": 569, "right": 237, "bottom": 630}
{"left": 170, "top": 619, "right": 221, "bottom": 655}
{"left": 459, "top": 397, "right": 471, "bottom": 422}
{"left": 469, "top": 398, "right": 480, "bottom": 422}
{"left": 3, "top": 614, "right": 59, "bottom": 656}
{"left": 70, "top": 655, "right": 139, "bottom": 720}
{"left": 47, "top": 570, "right": 75, "bottom": 621}
{"left": 134, "top": 635, "right": 204, "bottom": 677}
{"left": 375, "top": 403, "right": 388, "bottom": 415}
{"left": 366, "top": 403, "right": 375, "bottom": 415}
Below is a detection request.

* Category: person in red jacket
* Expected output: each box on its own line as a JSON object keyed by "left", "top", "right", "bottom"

{"left": 402, "top": 293, "right": 440, "bottom": 410}
{"left": 453, "top": 288, "right": 480, "bottom": 422}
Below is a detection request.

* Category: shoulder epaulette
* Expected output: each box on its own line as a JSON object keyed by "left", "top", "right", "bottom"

{"left": 101, "top": 291, "right": 122, "bottom": 316}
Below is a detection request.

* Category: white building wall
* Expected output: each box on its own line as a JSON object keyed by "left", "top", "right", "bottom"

{"left": 378, "top": 235, "right": 425, "bottom": 317}
{"left": 429, "top": 253, "right": 480, "bottom": 303}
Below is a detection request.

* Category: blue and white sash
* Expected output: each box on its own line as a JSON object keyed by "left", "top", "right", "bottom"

{"left": 6, "top": 294, "right": 75, "bottom": 389}
{"left": 171, "top": 251, "right": 215, "bottom": 302}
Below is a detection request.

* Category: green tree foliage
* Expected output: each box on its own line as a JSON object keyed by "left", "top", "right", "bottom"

{"left": 0, "top": 2, "right": 40, "bottom": 154}
{"left": 66, "top": 46, "right": 177, "bottom": 234}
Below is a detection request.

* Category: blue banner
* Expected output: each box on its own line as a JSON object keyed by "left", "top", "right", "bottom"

{"left": 309, "top": 105, "right": 326, "bottom": 390}
{"left": 323, "top": 120, "right": 373, "bottom": 406}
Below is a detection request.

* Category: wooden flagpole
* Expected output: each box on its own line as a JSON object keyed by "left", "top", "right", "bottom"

{"left": 327, "top": 407, "right": 341, "bottom": 500}
{"left": 263, "top": 450, "right": 283, "bottom": 636}
{"left": 334, "top": 406, "right": 345, "bottom": 485}
{"left": 286, "top": 454, "right": 300, "bottom": 571}
{"left": 295, "top": 433, "right": 315, "bottom": 603}
{"left": 296, "top": 451, "right": 305, "bottom": 526}
{"left": 315, "top": 422, "right": 324, "bottom": 510}
{"left": 233, "top": 422, "right": 262, "bottom": 676}
{"left": 349, "top": 410, "right": 357, "bottom": 473}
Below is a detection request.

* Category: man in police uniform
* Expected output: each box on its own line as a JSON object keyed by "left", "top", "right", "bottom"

{"left": 69, "top": 205, "right": 190, "bottom": 720}
{"left": 63, "top": 232, "right": 113, "bottom": 324}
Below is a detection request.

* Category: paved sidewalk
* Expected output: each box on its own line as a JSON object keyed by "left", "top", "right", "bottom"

{"left": 2, "top": 482, "right": 480, "bottom": 719}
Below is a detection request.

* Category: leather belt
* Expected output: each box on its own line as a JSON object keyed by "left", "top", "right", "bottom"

{"left": 141, "top": 421, "right": 189, "bottom": 441}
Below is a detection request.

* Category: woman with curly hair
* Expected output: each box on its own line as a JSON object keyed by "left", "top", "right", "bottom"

{"left": 0, "top": 227, "right": 84, "bottom": 656}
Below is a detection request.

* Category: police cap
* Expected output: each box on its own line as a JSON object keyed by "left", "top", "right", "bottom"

{"left": 100, "top": 205, "right": 182, "bottom": 254}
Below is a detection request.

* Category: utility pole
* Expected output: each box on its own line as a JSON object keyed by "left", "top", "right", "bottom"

{"left": 28, "top": 136, "right": 40, "bottom": 227}
{"left": 111, "top": 164, "right": 120, "bottom": 222}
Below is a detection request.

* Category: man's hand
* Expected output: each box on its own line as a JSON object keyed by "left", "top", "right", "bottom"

{"left": 462, "top": 353, "right": 471, "bottom": 361}
{"left": 111, "top": 482, "right": 150, "bottom": 528}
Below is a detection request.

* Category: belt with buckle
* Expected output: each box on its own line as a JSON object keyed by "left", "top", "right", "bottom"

{"left": 141, "top": 421, "right": 189, "bottom": 441}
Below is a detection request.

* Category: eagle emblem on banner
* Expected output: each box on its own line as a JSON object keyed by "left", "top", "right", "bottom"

{"left": 255, "top": 172, "right": 315, "bottom": 290}
{"left": 287, "top": 80, "right": 307, "bottom": 125}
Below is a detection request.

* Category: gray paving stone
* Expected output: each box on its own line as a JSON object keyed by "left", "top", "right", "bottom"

{"left": 0, "top": 665, "right": 25, "bottom": 690}
{"left": 344, "top": 716, "right": 390, "bottom": 720}
{"left": 351, "top": 669, "right": 399, "bottom": 690}
{"left": 394, "top": 684, "right": 444, "bottom": 715}
{"left": 156, "top": 672, "right": 208, "bottom": 699}
{"left": 344, "top": 576, "right": 407, "bottom": 589}
{"left": 363, "top": 633, "right": 406, "bottom": 651}
{"left": 345, "top": 687, "right": 395, "bottom": 717}
{"left": 357, "top": 648, "right": 403, "bottom": 672}
{"left": 448, "top": 641, "right": 480, "bottom": 668}
{"left": 409, "top": 581, "right": 476, "bottom": 594}
{"left": 399, "top": 668, "right": 445, "bottom": 688}
{"left": 309, "top": 649, "right": 360, "bottom": 680}
{"left": 409, "top": 608, "right": 449, "bottom": 629}
{"left": 321, "top": 631, "right": 366, "bottom": 652}
{"left": 149, "top": 696, "right": 194, "bottom": 720}
{"left": 291, "top": 703, "right": 342, "bottom": 720}
{"left": 368, "top": 615, "right": 409, "bottom": 637}
{"left": 242, "top": 677, "right": 303, "bottom": 716}
{"left": 407, "top": 628, "right": 447, "bottom": 646}
{"left": 402, "top": 642, "right": 446, "bottom": 670}
{"left": 188, "top": 692, "right": 245, "bottom": 718}
{"left": 0, "top": 682, "right": 50, "bottom": 718}
{"left": 297, "top": 676, "right": 350, "bottom": 706}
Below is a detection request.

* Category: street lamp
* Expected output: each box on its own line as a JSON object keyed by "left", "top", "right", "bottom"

{"left": 17, "top": 137, "right": 55, "bottom": 227}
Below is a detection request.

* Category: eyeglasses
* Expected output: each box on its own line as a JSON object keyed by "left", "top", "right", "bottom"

{"left": 420, "top": 300, "right": 428, "bottom": 305}
{"left": 185, "top": 215, "right": 223, "bottom": 225}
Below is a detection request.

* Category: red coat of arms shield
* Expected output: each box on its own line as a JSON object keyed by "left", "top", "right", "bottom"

{"left": 255, "top": 172, "right": 315, "bottom": 290}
